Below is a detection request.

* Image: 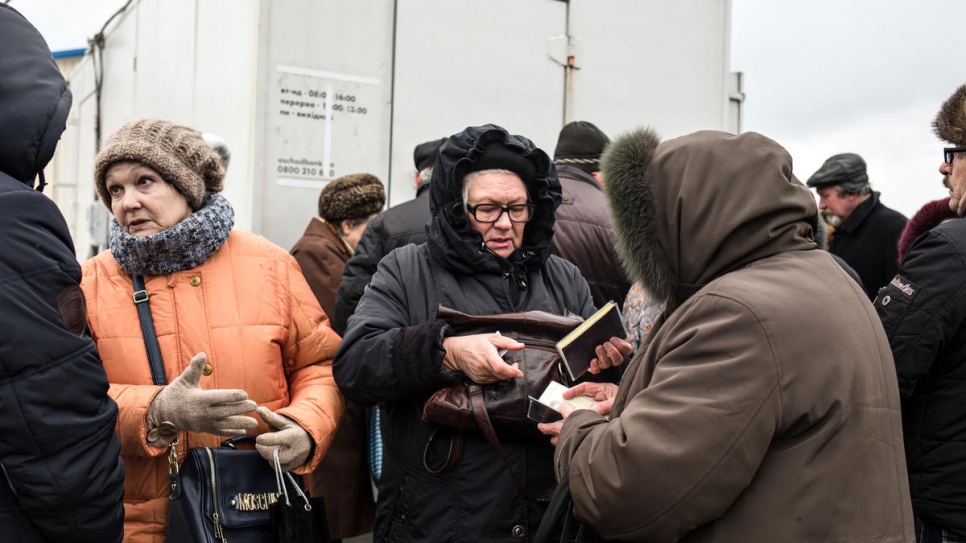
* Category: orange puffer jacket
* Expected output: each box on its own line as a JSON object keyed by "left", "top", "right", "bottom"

{"left": 81, "top": 230, "right": 345, "bottom": 543}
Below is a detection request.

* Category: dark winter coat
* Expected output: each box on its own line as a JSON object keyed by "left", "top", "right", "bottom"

{"left": 551, "top": 165, "right": 631, "bottom": 309}
{"left": 333, "top": 125, "right": 596, "bottom": 542}
{"left": 333, "top": 184, "right": 431, "bottom": 335}
{"left": 290, "top": 218, "right": 375, "bottom": 539}
{"left": 0, "top": 5, "right": 125, "bottom": 542}
{"left": 876, "top": 215, "right": 966, "bottom": 535}
{"left": 555, "top": 129, "right": 914, "bottom": 543}
{"left": 830, "top": 191, "right": 907, "bottom": 299}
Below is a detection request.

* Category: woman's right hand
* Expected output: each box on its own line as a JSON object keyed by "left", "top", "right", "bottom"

{"left": 146, "top": 352, "right": 258, "bottom": 445}
{"left": 442, "top": 334, "right": 525, "bottom": 384}
{"left": 564, "top": 382, "right": 619, "bottom": 416}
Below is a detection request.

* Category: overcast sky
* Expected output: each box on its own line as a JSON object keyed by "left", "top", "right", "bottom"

{"left": 11, "top": 0, "right": 965, "bottom": 218}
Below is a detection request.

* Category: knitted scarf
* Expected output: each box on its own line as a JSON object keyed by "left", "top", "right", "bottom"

{"left": 110, "top": 193, "right": 235, "bottom": 275}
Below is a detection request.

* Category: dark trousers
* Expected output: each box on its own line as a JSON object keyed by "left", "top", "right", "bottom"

{"left": 917, "top": 518, "right": 966, "bottom": 543}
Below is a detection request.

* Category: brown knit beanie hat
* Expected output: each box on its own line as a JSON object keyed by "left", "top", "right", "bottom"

{"left": 94, "top": 118, "right": 226, "bottom": 211}
{"left": 934, "top": 83, "right": 966, "bottom": 147}
{"left": 318, "top": 173, "right": 386, "bottom": 223}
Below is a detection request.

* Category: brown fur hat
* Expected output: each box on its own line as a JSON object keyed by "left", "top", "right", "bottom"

{"left": 94, "top": 118, "right": 225, "bottom": 211}
{"left": 934, "top": 84, "right": 966, "bottom": 146}
{"left": 318, "top": 173, "right": 386, "bottom": 223}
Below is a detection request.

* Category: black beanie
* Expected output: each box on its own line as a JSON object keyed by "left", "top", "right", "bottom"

{"left": 553, "top": 121, "right": 610, "bottom": 174}
{"left": 464, "top": 141, "right": 536, "bottom": 183}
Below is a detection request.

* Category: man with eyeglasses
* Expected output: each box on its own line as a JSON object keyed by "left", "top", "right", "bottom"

{"left": 332, "top": 124, "right": 631, "bottom": 542}
{"left": 806, "top": 152, "right": 908, "bottom": 299}
{"left": 876, "top": 83, "right": 966, "bottom": 543}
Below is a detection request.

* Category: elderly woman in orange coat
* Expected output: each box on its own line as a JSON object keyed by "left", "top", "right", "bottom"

{"left": 80, "top": 118, "right": 344, "bottom": 543}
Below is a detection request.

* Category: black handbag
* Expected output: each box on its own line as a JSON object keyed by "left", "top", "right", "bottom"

{"left": 167, "top": 437, "right": 329, "bottom": 543}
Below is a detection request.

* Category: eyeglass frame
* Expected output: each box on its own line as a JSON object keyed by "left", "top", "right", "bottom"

{"left": 944, "top": 147, "right": 966, "bottom": 165}
{"left": 464, "top": 202, "right": 536, "bottom": 223}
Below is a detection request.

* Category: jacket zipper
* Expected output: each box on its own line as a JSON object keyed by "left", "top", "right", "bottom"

{"left": 206, "top": 448, "right": 226, "bottom": 541}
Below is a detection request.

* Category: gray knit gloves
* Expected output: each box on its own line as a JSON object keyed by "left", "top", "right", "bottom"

{"left": 255, "top": 406, "right": 313, "bottom": 472}
{"left": 146, "top": 352, "right": 258, "bottom": 447}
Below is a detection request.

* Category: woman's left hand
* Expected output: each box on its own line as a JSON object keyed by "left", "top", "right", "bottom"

{"left": 255, "top": 406, "right": 313, "bottom": 472}
{"left": 588, "top": 336, "right": 634, "bottom": 374}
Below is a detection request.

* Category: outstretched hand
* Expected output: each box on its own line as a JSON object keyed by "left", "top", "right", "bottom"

{"left": 537, "top": 382, "right": 619, "bottom": 446}
{"left": 147, "top": 352, "right": 258, "bottom": 445}
{"left": 442, "top": 333, "right": 525, "bottom": 384}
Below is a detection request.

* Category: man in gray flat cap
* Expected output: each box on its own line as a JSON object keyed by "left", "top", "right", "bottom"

{"left": 807, "top": 153, "right": 907, "bottom": 299}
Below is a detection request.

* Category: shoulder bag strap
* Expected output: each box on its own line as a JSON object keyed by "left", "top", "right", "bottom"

{"left": 132, "top": 274, "right": 167, "bottom": 385}
{"left": 468, "top": 383, "right": 553, "bottom": 503}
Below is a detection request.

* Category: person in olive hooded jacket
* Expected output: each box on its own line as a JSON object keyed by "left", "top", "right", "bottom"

{"left": 541, "top": 129, "right": 914, "bottom": 542}
{"left": 0, "top": 4, "right": 125, "bottom": 543}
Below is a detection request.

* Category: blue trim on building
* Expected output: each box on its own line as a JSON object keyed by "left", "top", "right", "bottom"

{"left": 52, "top": 48, "right": 87, "bottom": 60}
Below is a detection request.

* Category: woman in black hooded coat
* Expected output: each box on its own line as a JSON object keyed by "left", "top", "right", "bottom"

{"left": 333, "top": 124, "right": 627, "bottom": 542}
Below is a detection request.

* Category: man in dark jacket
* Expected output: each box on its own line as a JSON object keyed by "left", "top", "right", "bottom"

{"left": 0, "top": 5, "right": 125, "bottom": 543}
{"left": 806, "top": 152, "right": 907, "bottom": 299}
{"left": 876, "top": 83, "right": 966, "bottom": 542}
{"left": 332, "top": 137, "right": 446, "bottom": 335}
{"left": 543, "top": 129, "right": 913, "bottom": 542}
{"left": 551, "top": 121, "right": 631, "bottom": 309}
{"left": 333, "top": 125, "right": 630, "bottom": 542}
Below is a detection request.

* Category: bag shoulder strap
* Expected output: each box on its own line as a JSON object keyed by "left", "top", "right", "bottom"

{"left": 132, "top": 274, "right": 167, "bottom": 385}
{"left": 468, "top": 384, "right": 553, "bottom": 503}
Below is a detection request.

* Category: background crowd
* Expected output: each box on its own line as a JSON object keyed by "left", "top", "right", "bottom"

{"left": 4, "top": 3, "right": 966, "bottom": 543}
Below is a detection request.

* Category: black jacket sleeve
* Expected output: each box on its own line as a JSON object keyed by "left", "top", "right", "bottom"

{"left": 876, "top": 222, "right": 966, "bottom": 397}
{"left": 0, "top": 186, "right": 125, "bottom": 543}
{"left": 333, "top": 215, "right": 389, "bottom": 335}
{"left": 333, "top": 247, "right": 461, "bottom": 404}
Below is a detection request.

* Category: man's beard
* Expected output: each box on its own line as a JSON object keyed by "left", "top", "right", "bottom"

{"left": 822, "top": 210, "right": 843, "bottom": 228}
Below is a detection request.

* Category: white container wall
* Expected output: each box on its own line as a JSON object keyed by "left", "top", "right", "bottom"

{"left": 50, "top": 0, "right": 739, "bottom": 256}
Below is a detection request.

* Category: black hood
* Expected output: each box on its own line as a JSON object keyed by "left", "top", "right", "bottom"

{"left": 427, "top": 124, "right": 561, "bottom": 275}
{"left": 0, "top": 4, "right": 72, "bottom": 188}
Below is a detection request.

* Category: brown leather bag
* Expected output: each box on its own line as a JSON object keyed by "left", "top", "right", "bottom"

{"left": 422, "top": 305, "right": 583, "bottom": 443}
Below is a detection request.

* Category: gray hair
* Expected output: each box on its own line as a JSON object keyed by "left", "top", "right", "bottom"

{"left": 461, "top": 168, "right": 518, "bottom": 204}
{"left": 835, "top": 182, "right": 872, "bottom": 198}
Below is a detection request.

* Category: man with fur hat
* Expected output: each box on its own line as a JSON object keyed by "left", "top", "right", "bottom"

{"left": 290, "top": 173, "right": 384, "bottom": 542}
{"left": 876, "top": 83, "right": 966, "bottom": 542}
{"left": 551, "top": 120, "right": 631, "bottom": 309}
{"left": 806, "top": 152, "right": 907, "bottom": 299}
{"left": 0, "top": 5, "right": 125, "bottom": 542}
{"left": 332, "top": 137, "right": 446, "bottom": 335}
{"left": 540, "top": 129, "right": 913, "bottom": 542}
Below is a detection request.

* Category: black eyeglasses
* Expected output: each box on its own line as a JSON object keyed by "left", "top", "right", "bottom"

{"left": 945, "top": 147, "right": 966, "bottom": 164}
{"left": 465, "top": 202, "right": 535, "bottom": 223}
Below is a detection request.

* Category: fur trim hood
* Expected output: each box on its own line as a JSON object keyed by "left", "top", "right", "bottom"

{"left": 603, "top": 129, "right": 818, "bottom": 310}
{"left": 935, "top": 84, "right": 966, "bottom": 146}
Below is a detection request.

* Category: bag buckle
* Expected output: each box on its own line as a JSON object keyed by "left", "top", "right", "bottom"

{"left": 133, "top": 289, "right": 149, "bottom": 304}
{"left": 168, "top": 439, "right": 182, "bottom": 499}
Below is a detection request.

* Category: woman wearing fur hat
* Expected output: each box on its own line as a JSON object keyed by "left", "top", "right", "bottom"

{"left": 290, "top": 173, "right": 385, "bottom": 541}
{"left": 80, "top": 118, "right": 345, "bottom": 543}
